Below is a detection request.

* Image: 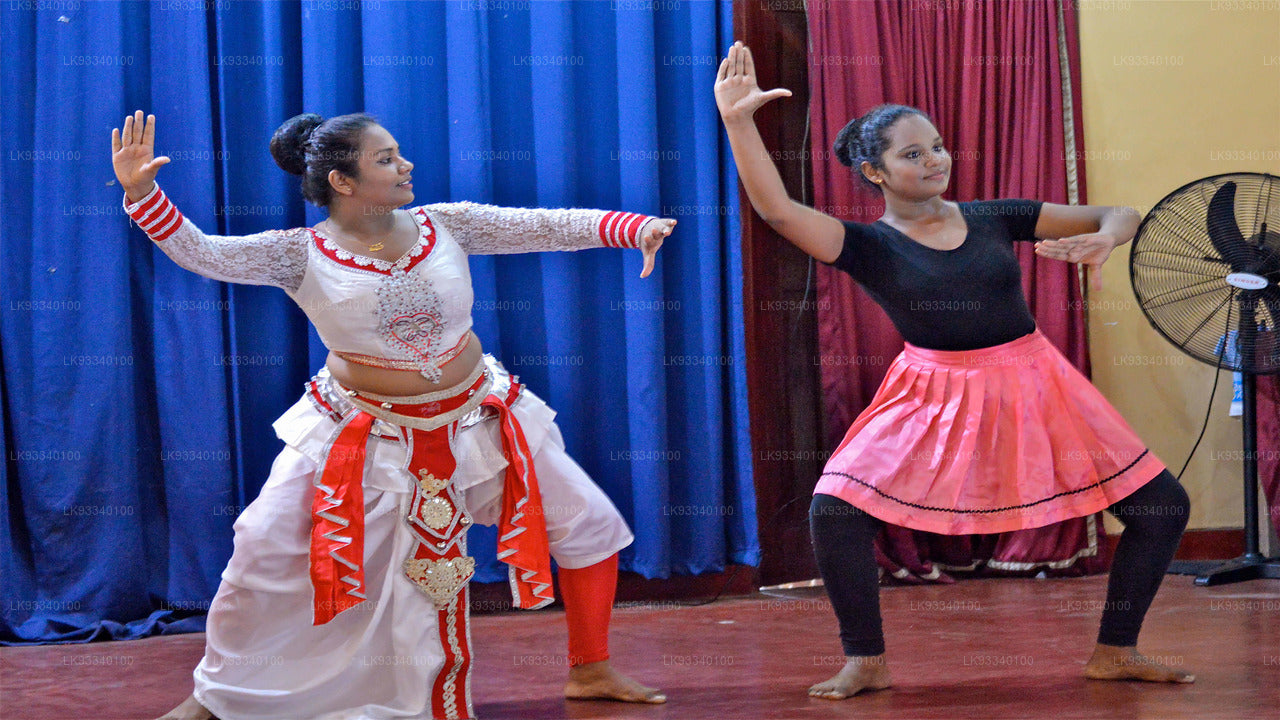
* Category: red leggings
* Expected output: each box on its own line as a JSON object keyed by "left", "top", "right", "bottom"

{"left": 558, "top": 554, "right": 618, "bottom": 666}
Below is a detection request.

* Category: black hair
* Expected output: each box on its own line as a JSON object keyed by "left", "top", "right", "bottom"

{"left": 832, "top": 104, "right": 930, "bottom": 189}
{"left": 269, "top": 112, "right": 379, "bottom": 207}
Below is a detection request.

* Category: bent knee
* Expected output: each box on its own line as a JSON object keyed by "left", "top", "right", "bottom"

{"left": 810, "top": 493, "right": 880, "bottom": 541}
{"left": 1164, "top": 480, "right": 1192, "bottom": 533}
{"left": 543, "top": 489, "right": 628, "bottom": 543}
{"left": 1114, "top": 474, "right": 1191, "bottom": 535}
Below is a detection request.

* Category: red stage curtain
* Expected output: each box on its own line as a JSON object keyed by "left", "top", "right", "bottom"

{"left": 807, "top": 0, "right": 1108, "bottom": 582}
{"left": 1259, "top": 377, "right": 1280, "bottom": 544}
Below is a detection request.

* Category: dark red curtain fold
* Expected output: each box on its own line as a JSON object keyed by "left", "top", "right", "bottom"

{"left": 1259, "top": 376, "right": 1280, "bottom": 542}
{"left": 808, "top": 0, "right": 1107, "bottom": 581}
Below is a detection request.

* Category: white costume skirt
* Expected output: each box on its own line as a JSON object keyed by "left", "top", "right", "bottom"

{"left": 192, "top": 357, "right": 633, "bottom": 720}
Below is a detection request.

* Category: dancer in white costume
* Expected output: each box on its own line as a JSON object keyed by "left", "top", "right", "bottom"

{"left": 112, "top": 110, "right": 672, "bottom": 720}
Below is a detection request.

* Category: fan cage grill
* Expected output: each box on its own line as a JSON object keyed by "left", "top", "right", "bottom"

{"left": 1129, "top": 173, "right": 1280, "bottom": 375}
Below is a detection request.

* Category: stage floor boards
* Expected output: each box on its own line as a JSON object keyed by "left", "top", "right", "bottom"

{"left": 3, "top": 575, "right": 1277, "bottom": 720}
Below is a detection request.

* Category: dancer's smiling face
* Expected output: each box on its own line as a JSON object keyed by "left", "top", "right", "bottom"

{"left": 329, "top": 124, "right": 415, "bottom": 208}
{"left": 861, "top": 114, "right": 951, "bottom": 201}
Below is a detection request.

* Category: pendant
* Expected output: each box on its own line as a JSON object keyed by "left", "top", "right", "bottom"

{"left": 419, "top": 496, "right": 455, "bottom": 530}
{"left": 404, "top": 556, "right": 475, "bottom": 606}
{"left": 368, "top": 242, "right": 385, "bottom": 252}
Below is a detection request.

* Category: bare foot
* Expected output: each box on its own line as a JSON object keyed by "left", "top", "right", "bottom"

{"left": 157, "top": 694, "right": 218, "bottom": 720}
{"left": 565, "top": 659, "right": 666, "bottom": 704}
{"left": 808, "top": 654, "right": 892, "bottom": 700}
{"left": 1083, "top": 644, "right": 1195, "bottom": 683}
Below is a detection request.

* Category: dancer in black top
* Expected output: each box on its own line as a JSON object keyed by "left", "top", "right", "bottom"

{"left": 715, "top": 41, "right": 1193, "bottom": 699}
{"left": 827, "top": 197, "right": 1044, "bottom": 350}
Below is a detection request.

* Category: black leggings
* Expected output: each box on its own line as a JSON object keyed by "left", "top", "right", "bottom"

{"left": 810, "top": 469, "right": 1190, "bottom": 656}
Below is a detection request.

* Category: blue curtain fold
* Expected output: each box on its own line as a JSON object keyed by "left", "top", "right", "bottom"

{"left": 1, "top": 0, "right": 756, "bottom": 644}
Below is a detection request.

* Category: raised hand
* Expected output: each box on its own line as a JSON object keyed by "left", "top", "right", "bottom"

{"left": 639, "top": 218, "right": 676, "bottom": 279}
{"left": 111, "top": 110, "right": 170, "bottom": 203}
{"left": 714, "top": 41, "right": 793, "bottom": 124}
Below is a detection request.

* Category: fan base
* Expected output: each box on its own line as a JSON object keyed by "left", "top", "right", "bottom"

{"left": 1174, "top": 555, "right": 1280, "bottom": 586}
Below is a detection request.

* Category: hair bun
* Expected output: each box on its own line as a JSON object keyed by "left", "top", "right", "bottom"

{"left": 270, "top": 113, "right": 325, "bottom": 176}
{"left": 832, "top": 116, "right": 864, "bottom": 168}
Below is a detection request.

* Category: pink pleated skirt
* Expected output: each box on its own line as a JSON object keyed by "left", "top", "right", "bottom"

{"left": 814, "top": 330, "right": 1166, "bottom": 535}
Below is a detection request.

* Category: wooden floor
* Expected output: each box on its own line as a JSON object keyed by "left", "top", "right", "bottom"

{"left": 3, "top": 575, "right": 1277, "bottom": 720}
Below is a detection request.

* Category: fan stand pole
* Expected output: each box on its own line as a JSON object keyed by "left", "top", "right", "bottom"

{"left": 1192, "top": 343, "right": 1280, "bottom": 585}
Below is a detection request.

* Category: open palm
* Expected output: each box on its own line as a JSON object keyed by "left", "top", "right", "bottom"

{"left": 111, "top": 110, "right": 170, "bottom": 201}
{"left": 714, "top": 42, "right": 793, "bottom": 122}
{"left": 1034, "top": 232, "right": 1119, "bottom": 291}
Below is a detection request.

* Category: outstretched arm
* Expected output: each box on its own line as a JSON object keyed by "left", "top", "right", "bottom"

{"left": 112, "top": 111, "right": 307, "bottom": 290}
{"left": 716, "top": 42, "right": 844, "bottom": 264}
{"left": 1032, "top": 203, "right": 1142, "bottom": 290}
{"left": 421, "top": 202, "right": 675, "bottom": 278}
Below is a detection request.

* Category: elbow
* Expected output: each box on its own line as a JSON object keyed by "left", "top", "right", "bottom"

{"left": 749, "top": 198, "right": 776, "bottom": 224}
{"left": 759, "top": 213, "right": 791, "bottom": 237}
{"left": 753, "top": 202, "right": 793, "bottom": 229}
{"left": 745, "top": 192, "right": 794, "bottom": 226}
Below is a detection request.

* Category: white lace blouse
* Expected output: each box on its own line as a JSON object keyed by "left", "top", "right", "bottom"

{"left": 125, "top": 185, "right": 654, "bottom": 381}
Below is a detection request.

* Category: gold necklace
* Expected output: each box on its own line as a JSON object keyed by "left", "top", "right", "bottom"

{"left": 323, "top": 219, "right": 393, "bottom": 253}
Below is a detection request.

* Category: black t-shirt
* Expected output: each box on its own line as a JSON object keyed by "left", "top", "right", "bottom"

{"left": 825, "top": 199, "right": 1044, "bottom": 351}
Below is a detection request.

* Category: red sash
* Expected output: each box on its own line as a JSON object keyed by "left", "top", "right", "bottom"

{"left": 307, "top": 411, "right": 375, "bottom": 621}
{"left": 484, "top": 380, "right": 554, "bottom": 610}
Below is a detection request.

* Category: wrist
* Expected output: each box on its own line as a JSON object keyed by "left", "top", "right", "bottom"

{"left": 639, "top": 217, "right": 661, "bottom": 238}
{"left": 1100, "top": 207, "right": 1139, "bottom": 247}
{"left": 124, "top": 181, "right": 156, "bottom": 205}
{"left": 721, "top": 114, "right": 757, "bottom": 131}
{"left": 598, "top": 210, "right": 650, "bottom": 249}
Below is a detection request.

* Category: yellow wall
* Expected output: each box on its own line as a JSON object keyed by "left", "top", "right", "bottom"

{"left": 1078, "top": 0, "right": 1280, "bottom": 530}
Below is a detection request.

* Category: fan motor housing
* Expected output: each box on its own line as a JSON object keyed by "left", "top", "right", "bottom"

{"left": 1225, "top": 273, "right": 1269, "bottom": 290}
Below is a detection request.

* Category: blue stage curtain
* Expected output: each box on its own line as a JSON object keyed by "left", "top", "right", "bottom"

{"left": 0, "top": 0, "right": 756, "bottom": 644}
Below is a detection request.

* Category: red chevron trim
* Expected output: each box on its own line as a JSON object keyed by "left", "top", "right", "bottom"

{"left": 598, "top": 210, "right": 649, "bottom": 249}
{"left": 127, "top": 186, "right": 185, "bottom": 242}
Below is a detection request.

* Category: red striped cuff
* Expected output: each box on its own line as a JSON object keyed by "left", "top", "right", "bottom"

{"left": 597, "top": 211, "right": 651, "bottom": 249}
{"left": 124, "top": 185, "right": 185, "bottom": 242}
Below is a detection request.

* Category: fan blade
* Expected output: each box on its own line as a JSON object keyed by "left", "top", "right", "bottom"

{"left": 1206, "top": 182, "right": 1256, "bottom": 272}
{"left": 1253, "top": 227, "right": 1280, "bottom": 279}
{"left": 1259, "top": 284, "right": 1280, "bottom": 331}
{"left": 1252, "top": 285, "right": 1280, "bottom": 373}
